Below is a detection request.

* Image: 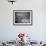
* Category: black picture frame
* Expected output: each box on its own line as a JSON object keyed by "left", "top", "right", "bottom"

{"left": 13, "top": 10, "right": 33, "bottom": 26}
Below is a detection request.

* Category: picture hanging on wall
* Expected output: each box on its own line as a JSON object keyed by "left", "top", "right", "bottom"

{"left": 13, "top": 10, "right": 32, "bottom": 25}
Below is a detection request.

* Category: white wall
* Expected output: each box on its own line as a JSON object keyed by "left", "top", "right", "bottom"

{"left": 0, "top": 0, "right": 46, "bottom": 42}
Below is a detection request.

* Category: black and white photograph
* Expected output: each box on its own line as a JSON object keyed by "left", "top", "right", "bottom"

{"left": 13, "top": 10, "right": 32, "bottom": 25}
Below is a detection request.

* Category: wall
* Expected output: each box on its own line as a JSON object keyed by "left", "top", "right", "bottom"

{"left": 0, "top": 0, "right": 46, "bottom": 42}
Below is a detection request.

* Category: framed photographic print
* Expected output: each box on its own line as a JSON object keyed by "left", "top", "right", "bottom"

{"left": 13, "top": 10, "right": 32, "bottom": 25}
